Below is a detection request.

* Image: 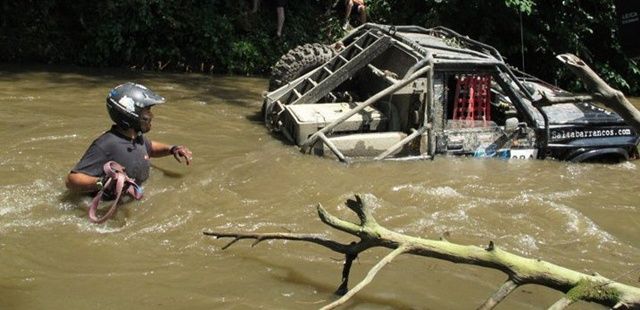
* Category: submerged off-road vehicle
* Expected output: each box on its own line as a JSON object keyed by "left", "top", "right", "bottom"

{"left": 263, "top": 24, "right": 639, "bottom": 163}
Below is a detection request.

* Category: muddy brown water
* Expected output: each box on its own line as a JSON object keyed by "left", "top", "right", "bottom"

{"left": 1, "top": 65, "right": 639, "bottom": 309}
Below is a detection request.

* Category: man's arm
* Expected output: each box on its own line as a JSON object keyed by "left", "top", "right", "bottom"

{"left": 66, "top": 172, "right": 102, "bottom": 193}
{"left": 67, "top": 140, "right": 107, "bottom": 193}
{"left": 149, "top": 141, "right": 193, "bottom": 165}
{"left": 149, "top": 141, "right": 174, "bottom": 157}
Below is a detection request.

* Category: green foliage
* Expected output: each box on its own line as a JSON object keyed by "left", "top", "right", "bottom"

{"left": 0, "top": 0, "right": 339, "bottom": 75}
{"left": 363, "top": 0, "right": 640, "bottom": 95}
{"left": 567, "top": 278, "right": 620, "bottom": 303}
{"left": 504, "top": 0, "right": 535, "bottom": 14}
{"left": 1, "top": 0, "right": 639, "bottom": 95}
{"left": 522, "top": 0, "right": 640, "bottom": 94}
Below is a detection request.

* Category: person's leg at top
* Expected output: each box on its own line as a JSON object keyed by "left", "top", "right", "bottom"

{"left": 357, "top": 2, "right": 366, "bottom": 24}
{"left": 276, "top": 4, "right": 285, "bottom": 37}
{"left": 275, "top": 0, "right": 287, "bottom": 37}
{"left": 343, "top": 0, "right": 353, "bottom": 30}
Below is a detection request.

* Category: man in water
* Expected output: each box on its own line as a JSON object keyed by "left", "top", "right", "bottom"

{"left": 66, "top": 82, "right": 192, "bottom": 194}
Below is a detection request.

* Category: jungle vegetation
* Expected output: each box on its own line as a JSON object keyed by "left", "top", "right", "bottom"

{"left": 1, "top": 0, "right": 639, "bottom": 95}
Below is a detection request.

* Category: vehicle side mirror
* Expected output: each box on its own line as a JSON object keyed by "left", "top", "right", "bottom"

{"left": 505, "top": 117, "right": 519, "bottom": 133}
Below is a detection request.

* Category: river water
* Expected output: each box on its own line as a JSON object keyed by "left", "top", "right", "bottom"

{"left": 0, "top": 65, "right": 639, "bottom": 309}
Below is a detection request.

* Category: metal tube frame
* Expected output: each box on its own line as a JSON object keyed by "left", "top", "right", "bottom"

{"left": 300, "top": 64, "right": 433, "bottom": 154}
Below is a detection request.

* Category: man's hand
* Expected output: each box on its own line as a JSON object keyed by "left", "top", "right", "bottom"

{"left": 170, "top": 145, "right": 193, "bottom": 165}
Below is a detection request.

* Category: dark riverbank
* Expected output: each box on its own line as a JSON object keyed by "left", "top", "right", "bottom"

{"left": 2, "top": 0, "right": 639, "bottom": 95}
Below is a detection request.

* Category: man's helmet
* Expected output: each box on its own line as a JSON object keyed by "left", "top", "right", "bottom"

{"left": 106, "top": 82, "right": 165, "bottom": 131}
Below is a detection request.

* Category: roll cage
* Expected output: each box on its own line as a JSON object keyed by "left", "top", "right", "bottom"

{"left": 263, "top": 24, "right": 638, "bottom": 163}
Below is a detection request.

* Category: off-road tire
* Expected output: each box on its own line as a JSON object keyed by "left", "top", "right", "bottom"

{"left": 268, "top": 43, "right": 335, "bottom": 91}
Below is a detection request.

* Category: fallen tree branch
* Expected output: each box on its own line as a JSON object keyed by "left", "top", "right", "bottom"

{"left": 548, "top": 297, "right": 575, "bottom": 310}
{"left": 477, "top": 279, "right": 518, "bottom": 310}
{"left": 320, "top": 245, "right": 410, "bottom": 310}
{"left": 202, "top": 231, "right": 353, "bottom": 252}
{"left": 556, "top": 53, "right": 640, "bottom": 132}
{"left": 203, "top": 194, "right": 640, "bottom": 309}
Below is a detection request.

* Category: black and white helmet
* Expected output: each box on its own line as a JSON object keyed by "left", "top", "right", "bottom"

{"left": 106, "top": 82, "right": 165, "bottom": 130}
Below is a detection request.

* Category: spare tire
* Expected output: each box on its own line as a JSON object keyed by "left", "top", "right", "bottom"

{"left": 263, "top": 43, "right": 336, "bottom": 122}
{"left": 268, "top": 43, "right": 335, "bottom": 91}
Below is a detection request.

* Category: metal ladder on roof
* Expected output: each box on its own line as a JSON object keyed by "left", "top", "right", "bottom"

{"left": 269, "top": 30, "right": 393, "bottom": 110}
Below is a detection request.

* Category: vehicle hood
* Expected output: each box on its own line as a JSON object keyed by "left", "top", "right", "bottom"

{"left": 541, "top": 103, "right": 627, "bottom": 126}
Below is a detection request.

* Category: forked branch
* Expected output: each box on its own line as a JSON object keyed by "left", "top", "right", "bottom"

{"left": 320, "top": 245, "right": 411, "bottom": 310}
{"left": 557, "top": 53, "right": 640, "bottom": 132}
{"left": 477, "top": 279, "right": 518, "bottom": 310}
{"left": 203, "top": 194, "right": 640, "bottom": 309}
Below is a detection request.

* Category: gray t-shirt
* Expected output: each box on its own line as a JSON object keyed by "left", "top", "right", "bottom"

{"left": 72, "top": 126, "right": 152, "bottom": 183}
